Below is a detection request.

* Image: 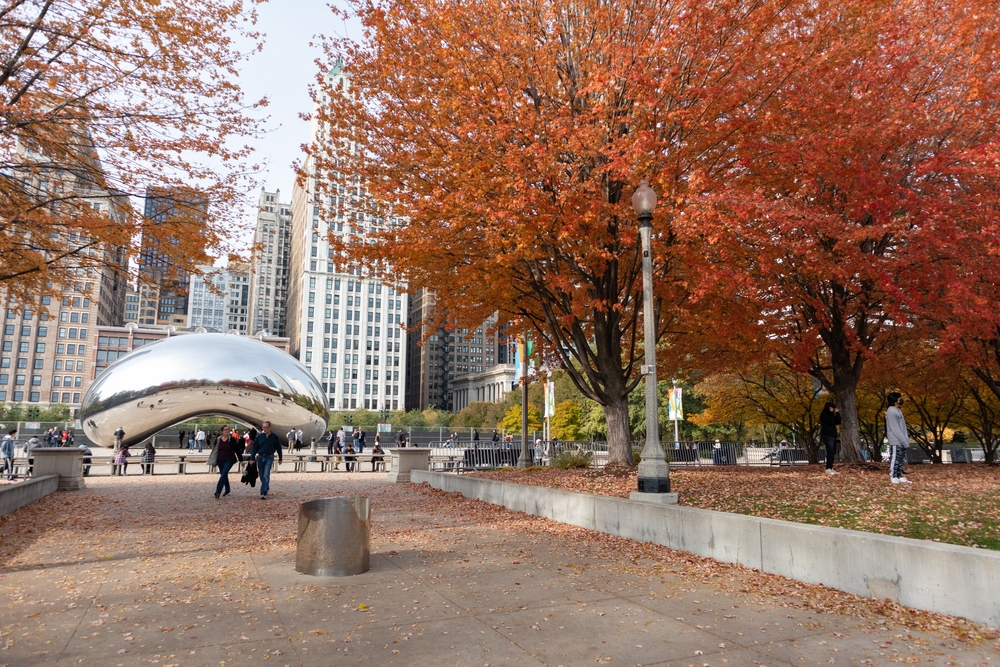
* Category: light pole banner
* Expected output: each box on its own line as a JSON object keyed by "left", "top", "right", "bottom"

{"left": 668, "top": 387, "right": 683, "bottom": 421}
{"left": 544, "top": 381, "right": 555, "bottom": 418}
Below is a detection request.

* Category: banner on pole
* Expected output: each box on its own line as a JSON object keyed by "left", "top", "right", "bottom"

{"left": 668, "top": 387, "right": 683, "bottom": 421}
{"left": 544, "top": 382, "right": 556, "bottom": 418}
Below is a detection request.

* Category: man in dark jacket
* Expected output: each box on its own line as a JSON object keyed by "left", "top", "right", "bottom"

{"left": 248, "top": 421, "right": 282, "bottom": 499}
{"left": 819, "top": 401, "right": 841, "bottom": 474}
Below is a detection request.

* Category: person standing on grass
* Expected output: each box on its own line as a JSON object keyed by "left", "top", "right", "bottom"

{"left": 2, "top": 429, "right": 15, "bottom": 480}
{"left": 885, "top": 392, "right": 911, "bottom": 484}
{"left": 820, "top": 401, "right": 841, "bottom": 475}
{"left": 210, "top": 425, "right": 243, "bottom": 498}
{"left": 249, "top": 421, "right": 282, "bottom": 499}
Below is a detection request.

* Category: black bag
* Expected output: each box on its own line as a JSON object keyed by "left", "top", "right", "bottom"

{"left": 241, "top": 460, "right": 258, "bottom": 487}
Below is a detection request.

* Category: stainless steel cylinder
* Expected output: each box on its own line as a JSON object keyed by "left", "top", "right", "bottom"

{"left": 295, "top": 496, "right": 371, "bottom": 576}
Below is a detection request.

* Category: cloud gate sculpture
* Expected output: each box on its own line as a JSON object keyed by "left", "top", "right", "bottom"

{"left": 82, "top": 333, "right": 329, "bottom": 449}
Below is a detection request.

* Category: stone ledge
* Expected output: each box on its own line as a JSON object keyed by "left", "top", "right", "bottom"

{"left": 0, "top": 475, "right": 61, "bottom": 517}
{"left": 412, "top": 469, "right": 1000, "bottom": 629}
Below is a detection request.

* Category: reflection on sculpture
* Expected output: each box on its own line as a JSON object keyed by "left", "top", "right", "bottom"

{"left": 82, "top": 333, "right": 329, "bottom": 448}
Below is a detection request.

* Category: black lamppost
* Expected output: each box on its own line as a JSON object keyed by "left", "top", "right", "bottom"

{"left": 630, "top": 180, "right": 675, "bottom": 502}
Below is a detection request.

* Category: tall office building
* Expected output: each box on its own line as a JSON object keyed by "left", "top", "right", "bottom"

{"left": 187, "top": 263, "right": 250, "bottom": 333}
{"left": 248, "top": 188, "right": 292, "bottom": 336}
{"left": 288, "top": 65, "right": 408, "bottom": 411}
{"left": 0, "top": 141, "right": 129, "bottom": 410}
{"left": 137, "top": 187, "right": 208, "bottom": 328}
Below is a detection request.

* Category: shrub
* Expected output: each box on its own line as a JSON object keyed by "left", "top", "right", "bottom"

{"left": 552, "top": 449, "right": 593, "bottom": 469}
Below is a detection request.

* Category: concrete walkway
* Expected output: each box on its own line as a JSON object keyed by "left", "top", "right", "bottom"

{"left": 0, "top": 474, "right": 996, "bottom": 666}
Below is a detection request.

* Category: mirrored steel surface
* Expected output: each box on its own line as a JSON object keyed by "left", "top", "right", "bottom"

{"left": 296, "top": 496, "right": 371, "bottom": 576}
{"left": 81, "top": 333, "right": 329, "bottom": 448}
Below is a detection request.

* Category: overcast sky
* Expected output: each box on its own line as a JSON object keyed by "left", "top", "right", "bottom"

{"left": 232, "top": 0, "right": 359, "bottom": 238}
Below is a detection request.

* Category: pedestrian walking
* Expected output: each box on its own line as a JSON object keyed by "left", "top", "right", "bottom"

{"left": 188, "top": 430, "right": 196, "bottom": 451}
{"left": 248, "top": 421, "right": 282, "bottom": 499}
{"left": 2, "top": 429, "right": 15, "bottom": 480}
{"left": 195, "top": 428, "right": 206, "bottom": 453}
{"left": 820, "top": 402, "right": 841, "bottom": 474}
{"left": 326, "top": 430, "right": 335, "bottom": 455}
{"left": 295, "top": 428, "right": 303, "bottom": 451}
{"left": 140, "top": 442, "right": 156, "bottom": 474}
{"left": 533, "top": 439, "right": 544, "bottom": 466}
{"left": 286, "top": 428, "right": 296, "bottom": 452}
{"left": 885, "top": 393, "right": 911, "bottom": 484}
{"left": 210, "top": 425, "right": 243, "bottom": 498}
{"left": 114, "top": 444, "right": 132, "bottom": 475}
{"left": 492, "top": 429, "right": 500, "bottom": 448}
{"left": 178, "top": 430, "right": 186, "bottom": 447}
{"left": 113, "top": 426, "right": 125, "bottom": 452}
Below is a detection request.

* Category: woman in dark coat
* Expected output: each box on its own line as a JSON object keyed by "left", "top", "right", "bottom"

{"left": 210, "top": 425, "right": 244, "bottom": 498}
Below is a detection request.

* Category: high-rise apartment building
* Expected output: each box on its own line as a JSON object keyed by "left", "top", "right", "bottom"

{"left": 288, "top": 65, "right": 408, "bottom": 411}
{"left": 405, "top": 291, "right": 510, "bottom": 411}
{"left": 248, "top": 188, "right": 292, "bottom": 336}
{"left": 187, "top": 263, "right": 250, "bottom": 333}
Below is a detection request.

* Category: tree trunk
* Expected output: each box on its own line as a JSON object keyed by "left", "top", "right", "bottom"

{"left": 604, "top": 394, "right": 633, "bottom": 466}
{"left": 831, "top": 371, "right": 864, "bottom": 463}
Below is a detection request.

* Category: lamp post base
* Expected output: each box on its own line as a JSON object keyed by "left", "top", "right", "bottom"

{"left": 630, "top": 490, "right": 679, "bottom": 504}
{"left": 636, "top": 476, "right": 672, "bottom": 493}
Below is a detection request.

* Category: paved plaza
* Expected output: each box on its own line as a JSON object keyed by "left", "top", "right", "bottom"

{"left": 0, "top": 473, "right": 997, "bottom": 666}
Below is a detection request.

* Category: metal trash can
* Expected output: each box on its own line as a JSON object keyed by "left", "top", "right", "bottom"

{"left": 295, "top": 496, "right": 371, "bottom": 576}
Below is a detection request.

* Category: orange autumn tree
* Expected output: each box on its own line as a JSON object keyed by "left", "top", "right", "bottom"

{"left": 694, "top": 0, "right": 1000, "bottom": 462}
{"left": 309, "top": 0, "right": 824, "bottom": 465}
{"left": 0, "top": 0, "right": 265, "bottom": 306}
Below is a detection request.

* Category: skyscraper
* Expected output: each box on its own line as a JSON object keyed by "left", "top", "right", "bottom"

{"left": 0, "top": 141, "right": 129, "bottom": 411}
{"left": 288, "top": 65, "right": 408, "bottom": 411}
{"left": 137, "top": 187, "right": 208, "bottom": 328}
{"left": 248, "top": 188, "right": 292, "bottom": 336}
{"left": 187, "top": 263, "right": 250, "bottom": 333}
{"left": 405, "top": 292, "right": 510, "bottom": 411}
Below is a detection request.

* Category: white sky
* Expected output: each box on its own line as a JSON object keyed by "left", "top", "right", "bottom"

{"left": 230, "top": 0, "right": 360, "bottom": 251}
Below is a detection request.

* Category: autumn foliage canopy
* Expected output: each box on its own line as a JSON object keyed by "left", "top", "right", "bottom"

{"left": 312, "top": 0, "right": 1000, "bottom": 463}
{"left": 0, "top": 0, "right": 265, "bottom": 305}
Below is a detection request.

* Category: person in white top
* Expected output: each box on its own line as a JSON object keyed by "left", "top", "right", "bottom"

{"left": 195, "top": 428, "right": 207, "bottom": 453}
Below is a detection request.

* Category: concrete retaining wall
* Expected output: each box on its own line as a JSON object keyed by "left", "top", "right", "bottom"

{"left": 413, "top": 470, "right": 1000, "bottom": 628}
{"left": 0, "top": 475, "right": 61, "bottom": 517}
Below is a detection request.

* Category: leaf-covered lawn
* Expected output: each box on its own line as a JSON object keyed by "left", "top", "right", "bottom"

{"left": 472, "top": 464, "right": 1000, "bottom": 550}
